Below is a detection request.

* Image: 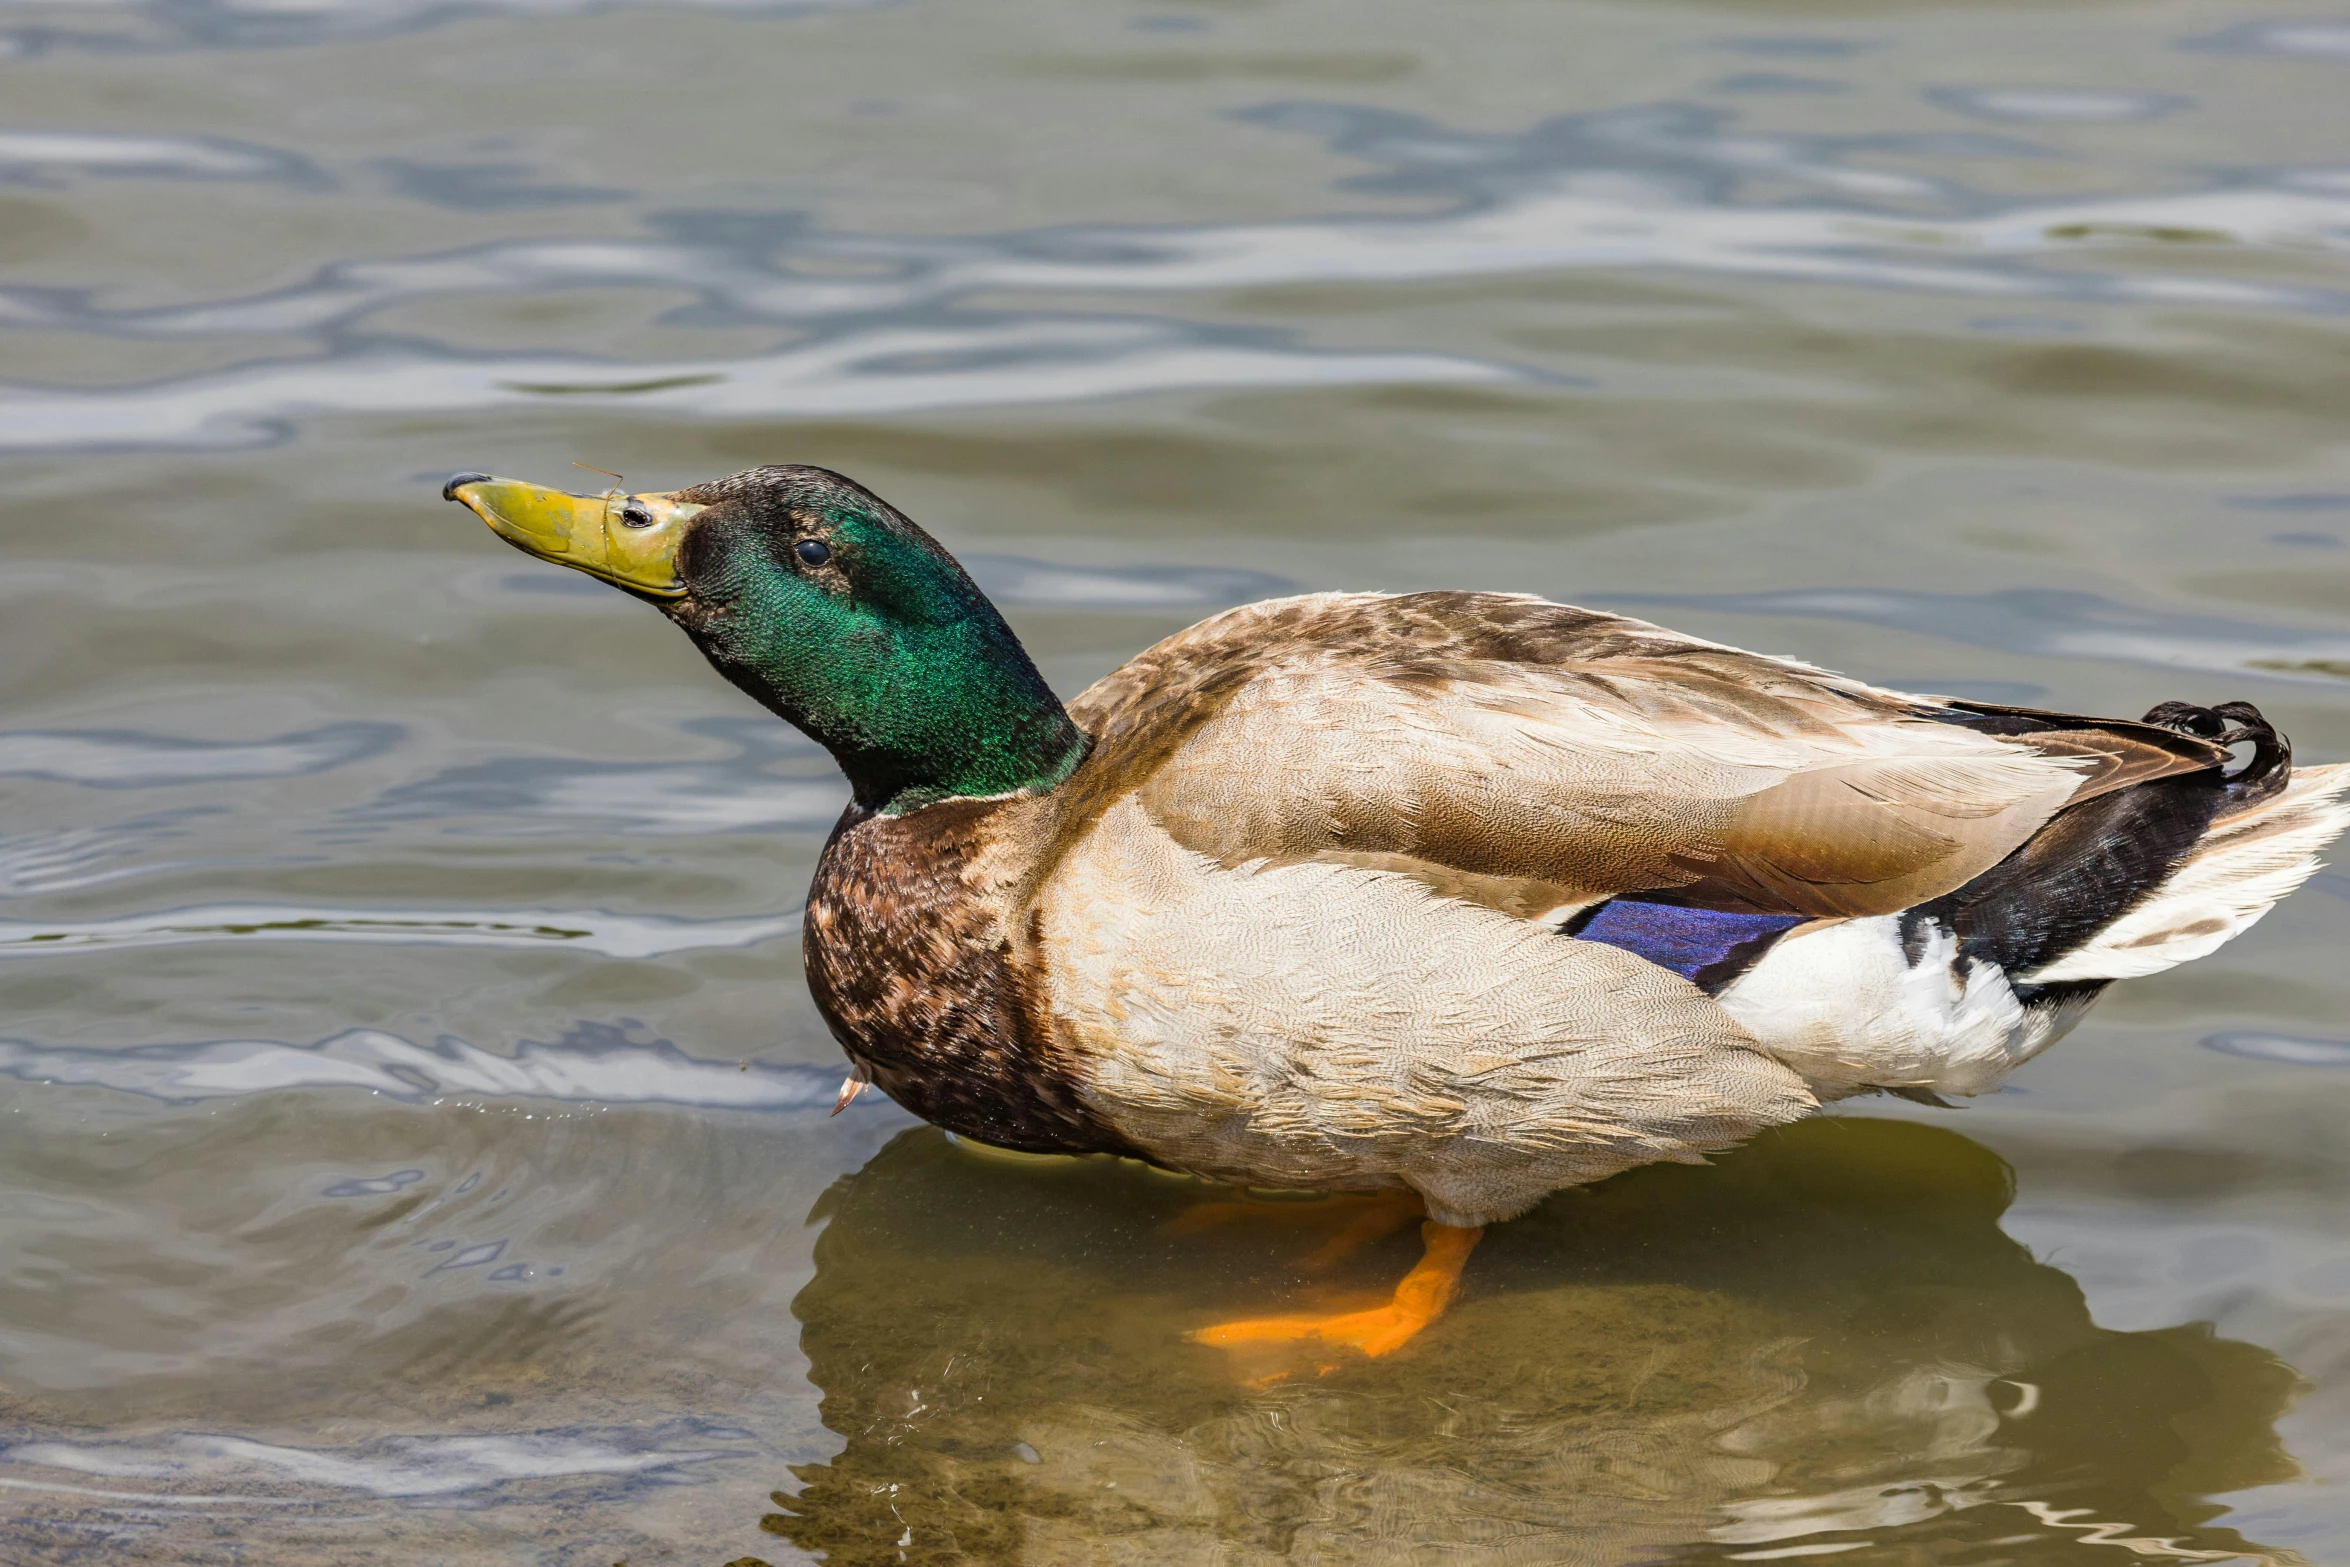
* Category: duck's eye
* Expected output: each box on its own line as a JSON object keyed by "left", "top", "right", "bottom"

{"left": 795, "top": 539, "right": 831, "bottom": 567}
{"left": 618, "top": 499, "right": 655, "bottom": 530}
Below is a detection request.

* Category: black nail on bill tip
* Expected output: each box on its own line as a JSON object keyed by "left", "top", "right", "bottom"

{"left": 442, "top": 472, "right": 493, "bottom": 502}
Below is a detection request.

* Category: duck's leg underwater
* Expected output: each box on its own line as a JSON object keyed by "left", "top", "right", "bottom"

{"left": 1165, "top": 1189, "right": 1423, "bottom": 1271}
{"left": 1191, "top": 1220, "right": 1483, "bottom": 1367}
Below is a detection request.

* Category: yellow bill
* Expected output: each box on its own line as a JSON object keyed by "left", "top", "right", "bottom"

{"left": 445, "top": 472, "right": 704, "bottom": 598}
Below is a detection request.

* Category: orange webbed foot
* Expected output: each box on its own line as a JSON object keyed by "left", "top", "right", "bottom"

{"left": 1190, "top": 1221, "right": 1483, "bottom": 1379}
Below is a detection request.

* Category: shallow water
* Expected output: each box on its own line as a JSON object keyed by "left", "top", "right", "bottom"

{"left": 4, "top": 0, "right": 2350, "bottom": 1560}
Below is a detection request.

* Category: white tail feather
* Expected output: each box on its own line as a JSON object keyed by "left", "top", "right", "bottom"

{"left": 2025, "top": 763, "right": 2350, "bottom": 984}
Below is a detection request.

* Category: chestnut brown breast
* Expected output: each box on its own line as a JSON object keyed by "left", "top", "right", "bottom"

{"left": 803, "top": 796, "right": 1137, "bottom": 1158}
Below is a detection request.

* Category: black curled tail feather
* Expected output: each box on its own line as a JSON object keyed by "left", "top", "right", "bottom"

{"left": 2143, "top": 699, "right": 2291, "bottom": 809}
{"left": 1905, "top": 701, "right": 2277, "bottom": 980}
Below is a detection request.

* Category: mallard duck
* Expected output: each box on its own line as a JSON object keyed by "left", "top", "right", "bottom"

{"left": 447, "top": 464, "right": 2350, "bottom": 1362}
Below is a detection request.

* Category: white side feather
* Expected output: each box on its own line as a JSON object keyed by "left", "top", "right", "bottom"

{"left": 1714, "top": 917, "right": 2084, "bottom": 1100}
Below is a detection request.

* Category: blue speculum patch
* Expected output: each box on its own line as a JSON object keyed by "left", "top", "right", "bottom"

{"left": 1566, "top": 899, "right": 1807, "bottom": 986}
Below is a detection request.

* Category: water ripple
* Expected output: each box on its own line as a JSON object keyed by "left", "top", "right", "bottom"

{"left": 2189, "top": 19, "right": 2350, "bottom": 60}
{"left": 1926, "top": 87, "right": 2188, "bottom": 124}
{"left": 0, "top": 1425, "right": 739, "bottom": 1501}
{"left": 342, "top": 712, "right": 830, "bottom": 835}
{"left": 0, "top": 810, "right": 221, "bottom": 895}
{"left": 357, "top": 755, "right": 845, "bottom": 835}
{"left": 6, "top": 100, "right": 2349, "bottom": 449}
{"left": 0, "top": 1025, "right": 846, "bottom": 1109}
{"left": 0, "top": 130, "right": 316, "bottom": 184}
{"left": 0, "top": 900, "right": 799, "bottom": 957}
{"left": 20, "top": 147, "right": 2350, "bottom": 345}
{"left": 374, "top": 157, "right": 628, "bottom": 211}
{"left": 0, "top": 722, "right": 402, "bottom": 787}
{"left": 2206, "top": 1032, "right": 2350, "bottom": 1066}
{"left": 0, "top": 321, "right": 1504, "bottom": 452}
{"left": 0, "top": 0, "right": 870, "bottom": 55}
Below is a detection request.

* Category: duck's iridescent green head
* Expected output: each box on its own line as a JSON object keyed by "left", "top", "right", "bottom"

{"left": 448, "top": 464, "right": 1086, "bottom": 816}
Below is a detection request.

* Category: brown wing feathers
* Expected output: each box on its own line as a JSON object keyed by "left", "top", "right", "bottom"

{"left": 1062, "top": 593, "right": 2234, "bottom": 923}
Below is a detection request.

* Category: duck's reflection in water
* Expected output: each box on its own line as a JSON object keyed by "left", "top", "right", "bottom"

{"left": 759, "top": 1120, "right": 2303, "bottom": 1566}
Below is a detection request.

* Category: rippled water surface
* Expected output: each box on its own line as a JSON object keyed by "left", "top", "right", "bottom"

{"left": 6, "top": 0, "right": 2350, "bottom": 1561}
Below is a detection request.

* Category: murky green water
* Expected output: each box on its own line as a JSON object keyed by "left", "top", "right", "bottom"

{"left": 5, "top": 0, "right": 2350, "bottom": 1560}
